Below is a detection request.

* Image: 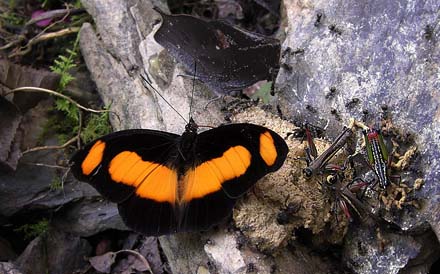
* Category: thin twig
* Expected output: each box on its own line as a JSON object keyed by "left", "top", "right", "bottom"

{"left": 5, "top": 87, "right": 109, "bottom": 114}
{"left": 8, "top": 27, "right": 80, "bottom": 58}
{"left": 77, "top": 109, "right": 83, "bottom": 148}
{"left": 25, "top": 8, "right": 85, "bottom": 26}
{"left": 61, "top": 166, "right": 72, "bottom": 197}
{"left": 7, "top": 7, "right": 73, "bottom": 57}
{"left": 22, "top": 162, "right": 69, "bottom": 169}
{"left": 0, "top": 34, "right": 26, "bottom": 50}
{"left": 22, "top": 136, "right": 78, "bottom": 154}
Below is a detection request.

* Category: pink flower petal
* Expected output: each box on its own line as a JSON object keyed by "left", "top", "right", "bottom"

{"left": 31, "top": 10, "right": 52, "bottom": 27}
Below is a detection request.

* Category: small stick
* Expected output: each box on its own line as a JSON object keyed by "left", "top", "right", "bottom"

{"left": 22, "top": 136, "right": 78, "bottom": 154}
{"left": 22, "top": 162, "right": 69, "bottom": 169}
{"left": 8, "top": 27, "right": 80, "bottom": 58}
{"left": 5, "top": 87, "right": 109, "bottom": 114}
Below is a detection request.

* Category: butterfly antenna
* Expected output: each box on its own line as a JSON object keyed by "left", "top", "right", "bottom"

{"left": 140, "top": 73, "right": 188, "bottom": 123}
{"left": 189, "top": 61, "right": 197, "bottom": 121}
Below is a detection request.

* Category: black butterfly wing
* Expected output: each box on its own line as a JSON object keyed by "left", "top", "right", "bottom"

{"left": 179, "top": 123, "right": 288, "bottom": 232}
{"left": 153, "top": 9, "right": 280, "bottom": 94}
{"left": 70, "top": 129, "right": 182, "bottom": 235}
{"left": 70, "top": 124, "right": 288, "bottom": 236}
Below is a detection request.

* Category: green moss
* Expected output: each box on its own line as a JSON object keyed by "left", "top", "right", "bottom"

{"left": 15, "top": 219, "right": 49, "bottom": 240}
{"left": 81, "top": 110, "right": 112, "bottom": 143}
{"left": 0, "top": 11, "right": 25, "bottom": 26}
{"left": 42, "top": 34, "right": 81, "bottom": 144}
{"left": 50, "top": 176, "right": 62, "bottom": 190}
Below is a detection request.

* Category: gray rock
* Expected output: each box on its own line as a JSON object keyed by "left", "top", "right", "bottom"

{"left": 15, "top": 229, "right": 91, "bottom": 274}
{"left": 0, "top": 96, "right": 22, "bottom": 172}
{"left": 343, "top": 225, "right": 421, "bottom": 274}
{"left": 278, "top": 0, "right": 440, "bottom": 272}
{"left": 160, "top": 233, "right": 212, "bottom": 274}
{"left": 204, "top": 232, "right": 247, "bottom": 274}
{"left": 0, "top": 151, "right": 97, "bottom": 216}
{"left": 52, "top": 197, "right": 128, "bottom": 237}
{"left": 0, "top": 262, "right": 23, "bottom": 274}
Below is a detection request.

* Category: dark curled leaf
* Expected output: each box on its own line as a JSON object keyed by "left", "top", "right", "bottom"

{"left": 0, "top": 97, "right": 22, "bottom": 172}
{"left": 153, "top": 8, "right": 280, "bottom": 95}
{"left": 0, "top": 60, "right": 60, "bottom": 111}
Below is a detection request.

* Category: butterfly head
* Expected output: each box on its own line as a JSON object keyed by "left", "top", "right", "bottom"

{"left": 185, "top": 118, "right": 199, "bottom": 134}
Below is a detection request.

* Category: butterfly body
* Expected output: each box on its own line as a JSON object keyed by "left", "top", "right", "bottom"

{"left": 71, "top": 120, "right": 288, "bottom": 236}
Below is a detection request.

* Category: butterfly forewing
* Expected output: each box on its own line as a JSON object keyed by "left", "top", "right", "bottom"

{"left": 70, "top": 129, "right": 180, "bottom": 204}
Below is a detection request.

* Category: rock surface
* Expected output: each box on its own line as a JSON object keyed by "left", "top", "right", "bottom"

{"left": 277, "top": 0, "right": 439, "bottom": 273}
{"left": 14, "top": 229, "right": 91, "bottom": 274}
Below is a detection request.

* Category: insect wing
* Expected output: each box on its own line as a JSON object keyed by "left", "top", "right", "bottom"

{"left": 305, "top": 125, "right": 318, "bottom": 159}
{"left": 176, "top": 123, "right": 288, "bottom": 231}
{"left": 153, "top": 8, "right": 280, "bottom": 95}
{"left": 70, "top": 129, "right": 179, "bottom": 201}
{"left": 377, "top": 131, "right": 389, "bottom": 162}
{"left": 363, "top": 130, "right": 375, "bottom": 165}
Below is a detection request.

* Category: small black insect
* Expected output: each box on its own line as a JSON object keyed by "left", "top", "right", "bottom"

{"left": 345, "top": 98, "right": 360, "bottom": 109}
{"left": 306, "top": 104, "right": 317, "bottom": 113}
{"left": 330, "top": 108, "right": 342, "bottom": 121}
{"left": 325, "top": 86, "right": 337, "bottom": 99}
{"left": 362, "top": 109, "right": 370, "bottom": 122}
{"left": 314, "top": 12, "right": 323, "bottom": 27}
{"left": 288, "top": 122, "right": 325, "bottom": 140}
{"left": 282, "top": 47, "right": 292, "bottom": 58}
{"left": 281, "top": 63, "right": 293, "bottom": 72}
{"left": 329, "top": 24, "right": 342, "bottom": 35}
{"left": 380, "top": 104, "right": 390, "bottom": 120}
{"left": 291, "top": 48, "right": 305, "bottom": 55}
{"left": 282, "top": 47, "right": 305, "bottom": 58}
{"left": 276, "top": 202, "right": 301, "bottom": 225}
{"left": 423, "top": 24, "right": 434, "bottom": 40}
{"left": 247, "top": 263, "right": 256, "bottom": 273}
{"left": 276, "top": 104, "right": 284, "bottom": 119}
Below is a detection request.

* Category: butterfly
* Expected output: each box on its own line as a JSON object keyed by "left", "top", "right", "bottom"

{"left": 70, "top": 117, "right": 288, "bottom": 236}
{"left": 153, "top": 8, "right": 281, "bottom": 95}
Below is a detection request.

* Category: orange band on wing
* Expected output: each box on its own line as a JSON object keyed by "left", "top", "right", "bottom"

{"left": 82, "top": 140, "right": 106, "bottom": 175}
{"left": 259, "top": 131, "right": 277, "bottom": 166}
{"left": 109, "top": 151, "right": 177, "bottom": 203}
{"left": 183, "top": 145, "right": 251, "bottom": 202}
